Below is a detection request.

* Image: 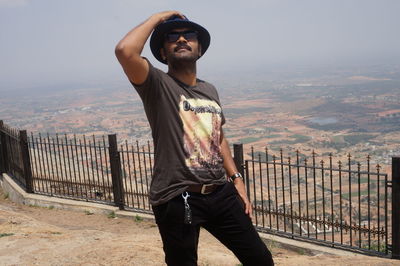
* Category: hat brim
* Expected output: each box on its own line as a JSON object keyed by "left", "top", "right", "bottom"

{"left": 150, "top": 20, "right": 210, "bottom": 64}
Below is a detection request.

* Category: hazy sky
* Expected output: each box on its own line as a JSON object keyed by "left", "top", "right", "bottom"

{"left": 1, "top": 0, "right": 399, "bottom": 91}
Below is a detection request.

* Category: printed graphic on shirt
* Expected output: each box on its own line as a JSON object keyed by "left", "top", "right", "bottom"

{"left": 179, "top": 95, "right": 224, "bottom": 171}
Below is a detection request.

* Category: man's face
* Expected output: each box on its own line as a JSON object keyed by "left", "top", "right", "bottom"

{"left": 161, "top": 28, "right": 201, "bottom": 64}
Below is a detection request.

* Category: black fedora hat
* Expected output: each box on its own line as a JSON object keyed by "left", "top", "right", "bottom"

{"left": 150, "top": 15, "right": 210, "bottom": 64}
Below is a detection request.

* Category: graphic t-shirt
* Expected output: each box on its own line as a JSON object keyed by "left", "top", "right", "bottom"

{"left": 132, "top": 59, "right": 227, "bottom": 206}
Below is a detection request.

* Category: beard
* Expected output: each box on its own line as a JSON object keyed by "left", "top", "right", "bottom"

{"left": 166, "top": 45, "right": 199, "bottom": 66}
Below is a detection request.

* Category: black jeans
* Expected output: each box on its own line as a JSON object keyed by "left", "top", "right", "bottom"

{"left": 152, "top": 182, "right": 274, "bottom": 266}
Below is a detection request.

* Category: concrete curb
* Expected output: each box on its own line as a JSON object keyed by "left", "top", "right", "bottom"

{"left": 1, "top": 173, "right": 118, "bottom": 215}
{"left": 0, "top": 173, "right": 367, "bottom": 257}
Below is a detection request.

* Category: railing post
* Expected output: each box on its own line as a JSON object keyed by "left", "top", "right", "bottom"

{"left": 19, "top": 130, "right": 34, "bottom": 193}
{"left": 0, "top": 120, "right": 10, "bottom": 175}
{"left": 392, "top": 157, "right": 400, "bottom": 259}
{"left": 233, "top": 143, "right": 244, "bottom": 177}
{"left": 108, "top": 134, "right": 125, "bottom": 210}
{"left": 0, "top": 120, "right": 5, "bottom": 174}
{"left": 233, "top": 143, "right": 250, "bottom": 197}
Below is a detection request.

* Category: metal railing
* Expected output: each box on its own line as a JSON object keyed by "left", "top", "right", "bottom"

{"left": 119, "top": 139, "right": 153, "bottom": 213}
{"left": 1, "top": 120, "right": 399, "bottom": 259}
{"left": 28, "top": 132, "right": 114, "bottom": 204}
{"left": 0, "top": 121, "right": 31, "bottom": 191}
{"left": 239, "top": 145, "right": 391, "bottom": 256}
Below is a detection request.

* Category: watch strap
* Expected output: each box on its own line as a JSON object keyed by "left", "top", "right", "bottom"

{"left": 230, "top": 172, "right": 243, "bottom": 181}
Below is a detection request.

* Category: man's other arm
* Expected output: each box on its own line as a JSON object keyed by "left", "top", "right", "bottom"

{"left": 115, "top": 11, "right": 184, "bottom": 85}
{"left": 220, "top": 128, "right": 253, "bottom": 218}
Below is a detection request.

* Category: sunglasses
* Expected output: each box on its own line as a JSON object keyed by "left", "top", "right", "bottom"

{"left": 165, "top": 31, "right": 198, "bottom": 43}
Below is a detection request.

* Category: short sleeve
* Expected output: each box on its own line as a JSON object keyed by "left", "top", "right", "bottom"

{"left": 130, "top": 57, "right": 162, "bottom": 104}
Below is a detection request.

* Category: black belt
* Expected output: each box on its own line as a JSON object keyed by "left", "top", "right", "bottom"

{"left": 187, "top": 184, "right": 219, "bottom": 194}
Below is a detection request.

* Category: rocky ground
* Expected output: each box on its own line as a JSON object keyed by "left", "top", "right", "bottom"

{"left": 0, "top": 187, "right": 398, "bottom": 266}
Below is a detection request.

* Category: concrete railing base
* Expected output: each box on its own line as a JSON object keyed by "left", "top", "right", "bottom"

{"left": 0, "top": 173, "right": 369, "bottom": 257}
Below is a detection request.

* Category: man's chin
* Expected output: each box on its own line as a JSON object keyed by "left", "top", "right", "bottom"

{"left": 169, "top": 55, "right": 198, "bottom": 63}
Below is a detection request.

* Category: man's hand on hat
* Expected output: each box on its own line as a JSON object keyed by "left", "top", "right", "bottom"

{"left": 154, "top": 11, "right": 186, "bottom": 24}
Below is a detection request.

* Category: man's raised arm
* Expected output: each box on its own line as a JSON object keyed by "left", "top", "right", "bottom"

{"left": 115, "top": 11, "right": 184, "bottom": 85}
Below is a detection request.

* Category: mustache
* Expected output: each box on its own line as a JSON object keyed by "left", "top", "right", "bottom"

{"left": 174, "top": 44, "right": 192, "bottom": 52}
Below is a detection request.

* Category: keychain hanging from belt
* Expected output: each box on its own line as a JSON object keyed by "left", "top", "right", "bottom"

{"left": 181, "top": 192, "right": 192, "bottom": 224}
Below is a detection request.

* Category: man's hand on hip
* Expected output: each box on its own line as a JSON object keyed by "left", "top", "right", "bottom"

{"left": 233, "top": 178, "right": 253, "bottom": 219}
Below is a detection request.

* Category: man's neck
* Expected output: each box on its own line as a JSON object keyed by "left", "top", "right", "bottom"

{"left": 168, "top": 62, "right": 197, "bottom": 86}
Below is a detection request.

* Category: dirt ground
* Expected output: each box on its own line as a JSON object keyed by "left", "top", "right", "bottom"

{"left": 0, "top": 188, "right": 398, "bottom": 266}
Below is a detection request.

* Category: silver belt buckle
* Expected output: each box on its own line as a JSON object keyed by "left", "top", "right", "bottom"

{"left": 201, "top": 184, "right": 214, "bottom": 194}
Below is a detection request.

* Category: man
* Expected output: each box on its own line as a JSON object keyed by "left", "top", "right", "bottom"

{"left": 115, "top": 11, "right": 273, "bottom": 266}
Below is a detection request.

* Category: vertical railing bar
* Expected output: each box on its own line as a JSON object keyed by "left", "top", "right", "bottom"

{"left": 120, "top": 143, "right": 129, "bottom": 207}
{"left": 97, "top": 137, "right": 107, "bottom": 201}
{"left": 46, "top": 134, "right": 57, "bottom": 195}
{"left": 258, "top": 153, "right": 265, "bottom": 228}
{"left": 142, "top": 145, "right": 149, "bottom": 210}
{"left": 131, "top": 143, "right": 140, "bottom": 209}
{"left": 55, "top": 134, "right": 66, "bottom": 196}
{"left": 321, "top": 159, "right": 326, "bottom": 241}
{"left": 83, "top": 136, "right": 92, "bottom": 200}
{"left": 147, "top": 140, "right": 153, "bottom": 176}
{"left": 50, "top": 134, "right": 60, "bottom": 195}
{"left": 7, "top": 130, "right": 11, "bottom": 175}
{"left": 27, "top": 133, "right": 34, "bottom": 190}
{"left": 27, "top": 134, "right": 33, "bottom": 186}
{"left": 74, "top": 135, "right": 84, "bottom": 199}
{"left": 358, "top": 162, "right": 362, "bottom": 248}
{"left": 297, "top": 150, "right": 302, "bottom": 236}
{"left": 245, "top": 159, "right": 250, "bottom": 202}
{"left": 126, "top": 141, "right": 135, "bottom": 208}
{"left": 30, "top": 133, "right": 39, "bottom": 191}
{"left": 12, "top": 130, "right": 17, "bottom": 179}
{"left": 377, "top": 164, "right": 381, "bottom": 252}
{"left": 251, "top": 147, "right": 258, "bottom": 227}
{"left": 35, "top": 133, "right": 44, "bottom": 193}
{"left": 108, "top": 134, "right": 124, "bottom": 210}
{"left": 43, "top": 133, "right": 53, "bottom": 195}
{"left": 102, "top": 136, "right": 112, "bottom": 202}
{"left": 392, "top": 157, "right": 400, "bottom": 259}
{"left": 266, "top": 147, "right": 272, "bottom": 230}
{"left": 63, "top": 134, "right": 73, "bottom": 197}
{"left": 305, "top": 157, "right": 309, "bottom": 238}
{"left": 89, "top": 137, "right": 97, "bottom": 199}
{"left": 20, "top": 130, "right": 33, "bottom": 193}
{"left": 280, "top": 149, "right": 286, "bottom": 232}
{"left": 312, "top": 151, "right": 317, "bottom": 239}
{"left": 288, "top": 156, "right": 294, "bottom": 235}
{"left": 136, "top": 141, "right": 145, "bottom": 208}
{"left": 38, "top": 133, "right": 49, "bottom": 194}
{"left": 92, "top": 135, "right": 102, "bottom": 201}
{"left": 5, "top": 133, "right": 12, "bottom": 175}
{"left": 70, "top": 136, "right": 79, "bottom": 198}
{"left": 273, "top": 154, "right": 279, "bottom": 231}
{"left": 5, "top": 132, "right": 11, "bottom": 175}
{"left": 330, "top": 153, "right": 334, "bottom": 244}
{"left": 339, "top": 160, "right": 343, "bottom": 245}
{"left": 384, "top": 173, "right": 388, "bottom": 255}
{"left": 85, "top": 136, "right": 94, "bottom": 200}
{"left": 11, "top": 129, "right": 16, "bottom": 178}
{"left": 367, "top": 155, "right": 371, "bottom": 250}
{"left": 28, "top": 133, "right": 35, "bottom": 190}
{"left": 348, "top": 154, "right": 353, "bottom": 246}
{"left": 48, "top": 135, "right": 55, "bottom": 192}
{"left": 16, "top": 131, "right": 21, "bottom": 180}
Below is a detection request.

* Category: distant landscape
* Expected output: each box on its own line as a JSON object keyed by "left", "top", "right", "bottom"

{"left": 1, "top": 62, "right": 399, "bottom": 174}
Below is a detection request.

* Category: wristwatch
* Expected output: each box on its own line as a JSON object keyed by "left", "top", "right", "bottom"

{"left": 230, "top": 172, "right": 243, "bottom": 182}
